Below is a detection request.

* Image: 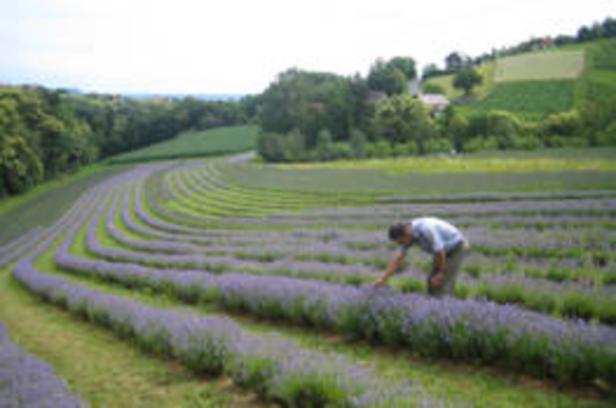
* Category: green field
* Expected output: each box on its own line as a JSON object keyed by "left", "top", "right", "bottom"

{"left": 462, "top": 80, "right": 576, "bottom": 118}
{"left": 422, "top": 46, "right": 596, "bottom": 118}
{"left": 2, "top": 144, "right": 616, "bottom": 406}
{"left": 494, "top": 50, "right": 585, "bottom": 82}
{"left": 228, "top": 147, "right": 616, "bottom": 193}
{"left": 106, "top": 125, "right": 258, "bottom": 164}
{"left": 0, "top": 164, "right": 130, "bottom": 245}
{"left": 422, "top": 62, "right": 496, "bottom": 99}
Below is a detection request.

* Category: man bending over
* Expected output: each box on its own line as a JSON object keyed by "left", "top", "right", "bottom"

{"left": 373, "top": 217, "right": 469, "bottom": 297}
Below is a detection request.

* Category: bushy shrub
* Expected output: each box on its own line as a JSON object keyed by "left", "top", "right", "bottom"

{"left": 542, "top": 111, "right": 583, "bottom": 138}
{"left": 422, "top": 83, "right": 446, "bottom": 94}
{"left": 257, "top": 130, "right": 308, "bottom": 162}
{"left": 462, "top": 136, "right": 498, "bottom": 152}
{"left": 424, "top": 137, "right": 453, "bottom": 154}
{"left": 331, "top": 142, "right": 352, "bottom": 160}
{"left": 467, "top": 111, "right": 523, "bottom": 149}
{"left": 545, "top": 135, "right": 589, "bottom": 148}
{"left": 511, "top": 135, "right": 543, "bottom": 150}
{"left": 365, "top": 141, "right": 392, "bottom": 158}
{"left": 596, "top": 121, "right": 616, "bottom": 146}
{"left": 391, "top": 141, "right": 419, "bottom": 157}
{"left": 349, "top": 128, "right": 367, "bottom": 158}
{"left": 314, "top": 129, "right": 335, "bottom": 161}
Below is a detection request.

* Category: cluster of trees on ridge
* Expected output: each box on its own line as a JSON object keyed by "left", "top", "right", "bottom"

{"left": 254, "top": 17, "right": 616, "bottom": 162}
{"left": 0, "top": 85, "right": 248, "bottom": 197}
{"left": 424, "top": 16, "right": 616, "bottom": 79}
{"left": 255, "top": 65, "right": 616, "bottom": 162}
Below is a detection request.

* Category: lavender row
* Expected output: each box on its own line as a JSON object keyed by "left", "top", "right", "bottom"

{"left": 0, "top": 227, "right": 43, "bottom": 268}
{"left": 275, "top": 198, "right": 616, "bottom": 219}
{"left": 98, "top": 192, "right": 616, "bottom": 315}
{"left": 53, "top": 239, "right": 616, "bottom": 385}
{"left": 15, "top": 247, "right": 429, "bottom": 406}
{"left": 0, "top": 321, "right": 84, "bottom": 408}
{"left": 377, "top": 190, "right": 616, "bottom": 204}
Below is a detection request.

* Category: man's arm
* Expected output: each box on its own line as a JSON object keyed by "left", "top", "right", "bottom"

{"left": 373, "top": 251, "right": 405, "bottom": 288}
{"left": 430, "top": 250, "right": 447, "bottom": 288}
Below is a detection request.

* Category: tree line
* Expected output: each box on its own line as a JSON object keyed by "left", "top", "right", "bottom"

{"left": 0, "top": 85, "right": 248, "bottom": 197}
{"left": 255, "top": 36, "right": 616, "bottom": 162}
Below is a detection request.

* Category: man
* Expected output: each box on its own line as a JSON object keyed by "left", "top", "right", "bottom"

{"left": 373, "top": 217, "right": 469, "bottom": 297}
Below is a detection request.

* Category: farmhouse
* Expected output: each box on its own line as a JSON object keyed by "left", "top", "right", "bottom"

{"left": 419, "top": 93, "right": 450, "bottom": 112}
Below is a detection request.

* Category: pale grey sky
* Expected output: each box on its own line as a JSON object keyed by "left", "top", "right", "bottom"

{"left": 1, "top": 0, "right": 613, "bottom": 94}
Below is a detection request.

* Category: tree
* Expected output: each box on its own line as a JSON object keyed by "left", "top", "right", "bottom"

{"left": 258, "top": 69, "right": 358, "bottom": 147}
{"left": 388, "top": 57, "right": 417, "bottom": 80}
{"left": 445, "top": 52, "right": 470, "bottom": 71}
{"left": 453, "top": 69, "right": 483, "bottom": 96}
{"left": 373, "top": 95, "right": 437, "bottom": 152}
{"left": 421, "top": 63, "right": 439, "bottom": 79}
{"left": 367, "top": 57, "right": 416, "bottom": 96}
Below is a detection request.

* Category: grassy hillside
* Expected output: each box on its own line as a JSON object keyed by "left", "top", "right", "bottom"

{"left": 227, "top": 147, "right": 616, "bottom": 194}
{"left": 422, "top": 40, "right": 616, "bottom": 119}
{"left": 460, "top": 80, "right": 576, "bottom": 120}
{"left": 107, "top": 125, "right": 258, "bottom": 164}
{"left": 494, "top": 50, "right": 584, "bottom": 82}
{"left": 422, "top": 62, "right": 495, "bottom": 99}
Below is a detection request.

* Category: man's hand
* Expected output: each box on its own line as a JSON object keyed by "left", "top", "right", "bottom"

{"left": 372, "top": 275, "right": 388, "bottom": 288}
{"left": 372, "top": 253, "right": 403, "bottom": 288}
{"left": 430, "top": 272, "right": 445, "bottom": 288}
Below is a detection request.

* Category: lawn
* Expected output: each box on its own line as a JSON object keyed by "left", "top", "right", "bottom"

{"left": 494, "top": 50, "right": 585, "bottom": 82}
{"left": 106, "top": 125, "right": 258, "bottom": 164}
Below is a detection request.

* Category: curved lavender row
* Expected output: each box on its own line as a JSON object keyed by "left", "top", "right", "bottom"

{"left": 0, "top": 322, "right": 84, "bottom": 408}
{"left": 214, "top": 213, "right": 616, "bottom": 231}
{"left": 0, "top": 227, "right": 43, "bottom": 268}
{"left": 53, "top": 241, "right": 616, "bottom": 385}
{"left": 377, "top": 190, "right": 616, "bottom": 204}
{"left": 278, "top": 198, "right": 616, "bottom": 219}
{"left": 100, "top": 211, "right": 614, "bottom": 290}
{"left": 99, "top": 189, "right": 616, "bottom": 307}
{"left": 17, "top": 243, "right": 429, "bottom": 406}
{"left": 107, "top": 192, "right": 205, "bottom": 254}
{"left": 0, "top": 180, "right": 111, "bottom": 268}
{"left": 0, "top": 227, "right": 42, "bottom": 257}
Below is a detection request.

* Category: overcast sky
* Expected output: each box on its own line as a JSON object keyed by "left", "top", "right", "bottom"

{"left": 1, "top": 0, "right": 613, "bottom": 94}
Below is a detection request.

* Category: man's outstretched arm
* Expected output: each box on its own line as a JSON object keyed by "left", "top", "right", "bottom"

{"left": 373, "top": 252, "right": 404, "bottom": 287}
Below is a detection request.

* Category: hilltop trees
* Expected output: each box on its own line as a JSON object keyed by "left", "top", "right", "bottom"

{"left": 373, "top": 95, "right": 437, "bottom": 152}
{"left": 453, "top": 69, "right": 483, "bottom": 96}
{"left": 367, "top": 57, "right": 417, "bottom": 96}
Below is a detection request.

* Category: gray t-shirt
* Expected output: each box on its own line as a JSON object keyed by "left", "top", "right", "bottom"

{"left": 400, "top": 217, "right": 464, "bottom": 255}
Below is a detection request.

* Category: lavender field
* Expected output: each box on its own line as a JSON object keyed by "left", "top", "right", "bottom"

{"left": 1, "top": 155, "right": 615, "bottom": 407}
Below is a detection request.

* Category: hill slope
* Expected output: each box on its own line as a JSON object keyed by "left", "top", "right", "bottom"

{"left": 106, "top": 125, "right": 258, "bottom": 164}
{"left": 423, "top": 39, "right": 616, "bottom": 119}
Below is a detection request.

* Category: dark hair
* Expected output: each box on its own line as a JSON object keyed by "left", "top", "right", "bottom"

{"left": 388, "top": 222, "right": 407, "bottom": 241}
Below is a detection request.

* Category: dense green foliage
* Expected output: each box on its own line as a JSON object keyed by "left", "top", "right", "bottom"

{"left": 367, "top": 57, "right": 417, "bottom": 96}
{"left": 107, "top": 125, "right": 258, "bottom": 164}
{"left": 0, "top": 85, "right": 247, "bottom": 196}
{"left": 256, "top": 34, "right": 616, "bottom": 162}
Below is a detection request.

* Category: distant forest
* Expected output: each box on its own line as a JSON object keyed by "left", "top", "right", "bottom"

{"left": 0, "top": 86, "right": 250, "bottom": 197}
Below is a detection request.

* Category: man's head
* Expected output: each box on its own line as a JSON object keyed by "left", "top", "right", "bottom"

{"left": 388, "top": 222, "right": 413, "bottom": 246}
